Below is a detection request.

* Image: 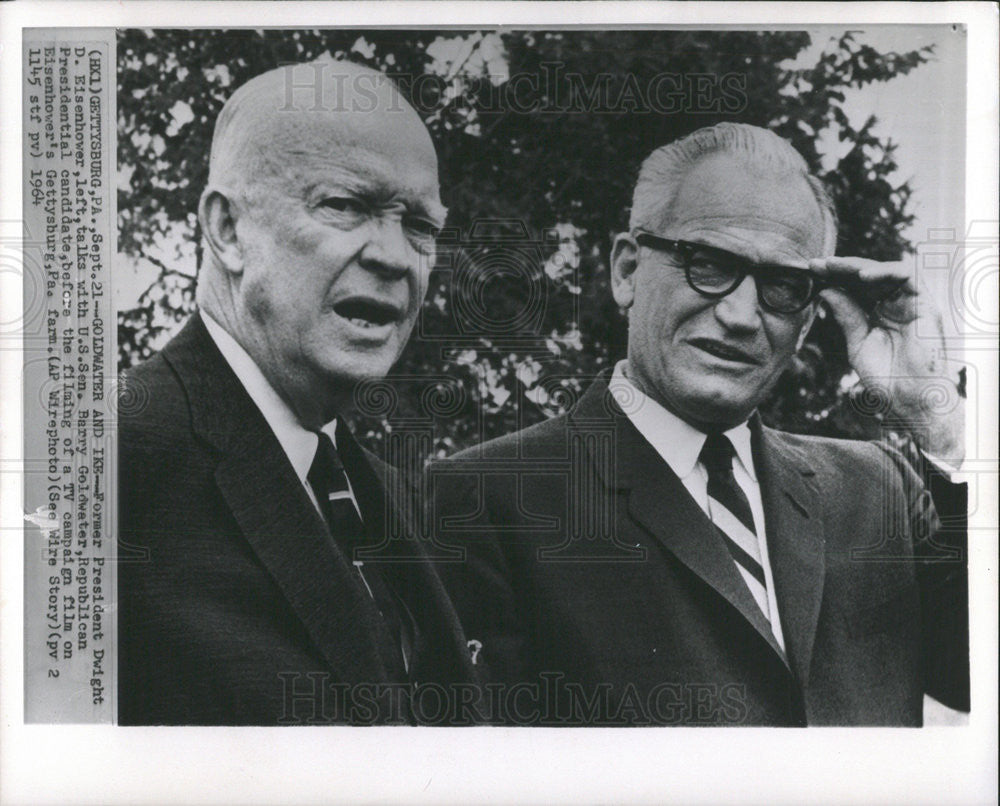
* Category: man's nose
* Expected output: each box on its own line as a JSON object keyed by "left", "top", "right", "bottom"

{"left": 359, "top": 217, "right": 414, "bottom": 280}
{"left": 713, "top": 274, "right": 761, "bottom": 331}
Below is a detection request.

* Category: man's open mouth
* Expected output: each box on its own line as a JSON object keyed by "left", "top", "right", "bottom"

{"left": 332, "top": 297, "right": 403, "bottom": 329}
{"left": 688, "top": 338, "right": 759, "bottom": 364}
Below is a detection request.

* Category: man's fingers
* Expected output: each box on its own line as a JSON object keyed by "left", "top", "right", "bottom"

{"left": 818, "top": 287, "right": 870, "bottom": 351}
{"left": 809, "top": 256, "right": 910, "bottom": 283}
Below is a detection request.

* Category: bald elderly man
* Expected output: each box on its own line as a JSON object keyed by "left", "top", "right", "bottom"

{"left": 118, "top": 62, "right": 474, "bottom": 725}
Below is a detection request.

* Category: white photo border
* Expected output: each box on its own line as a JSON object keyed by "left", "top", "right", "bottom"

{"left": 1, "top": 3, "right": 996, "bottom": 804}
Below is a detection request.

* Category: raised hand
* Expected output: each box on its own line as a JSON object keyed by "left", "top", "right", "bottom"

{"left": 809, "top": 255, "right": 965, "bottom": 467}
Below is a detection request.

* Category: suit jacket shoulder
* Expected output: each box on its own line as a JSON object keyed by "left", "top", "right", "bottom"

{"left": 446, "top": 409, "right": 573, "bottom": 464}
{"left": 118, "top": 314, "right": 475, "bottom": 725}
{"left": 430, "top": 373, "right": 969, "bottom": 725}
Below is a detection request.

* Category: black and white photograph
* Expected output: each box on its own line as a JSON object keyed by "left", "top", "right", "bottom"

{"left": 2, "top": 3, "right": 997, "bottom": 804}
{"left": 112, "top": 25, "right": 974, "bottom": 728}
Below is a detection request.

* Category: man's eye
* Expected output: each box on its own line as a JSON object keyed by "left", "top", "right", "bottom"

{"left": 766, "top": 271, "right": 811, "bottom": 294}
{"left": 318, "top": 197, "right": 368, "bottom": 215}
{"left": 687, "top": 254, "right": 735, "bottom": 284}
{"left": 404, "top": 216, "right": 440, "bottom": 239}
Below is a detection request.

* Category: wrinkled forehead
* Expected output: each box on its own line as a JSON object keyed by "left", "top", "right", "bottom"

{"left": 660, "top": 152, "right": 828, "bottom": 262}
{"left": 260, "top": 108, "right": 439, "bottom": 185}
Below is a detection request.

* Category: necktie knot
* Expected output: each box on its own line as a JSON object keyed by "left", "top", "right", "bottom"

{"left": 308, "top": 431, "right": 347, "bottom": 495}
{"left": 699, "top": 432, "right": 735, "bottom": 475}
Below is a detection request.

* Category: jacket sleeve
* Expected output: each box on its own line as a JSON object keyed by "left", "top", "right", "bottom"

{"left": 876, "top": 442, "right": 970, "bottom": 712}
{"left": 425, "top": 461, "right": 531, "bottom": 694}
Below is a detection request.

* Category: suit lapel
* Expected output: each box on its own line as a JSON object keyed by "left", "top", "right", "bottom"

{"left": 570, "top": 378, "right": 790, "bottom": 665}
{"left": 335, "top": 421, "right": 476, "bottom": 684}
{"left": 160, "top": 315, "right": 393, "bottom": 684}
{"left": 755, "top": 423, "right": 826, "bottom": 687}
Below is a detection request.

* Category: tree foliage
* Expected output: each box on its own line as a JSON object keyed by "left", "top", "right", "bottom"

{"left": 117, "top": 28, "right": 933, "bottom": 455}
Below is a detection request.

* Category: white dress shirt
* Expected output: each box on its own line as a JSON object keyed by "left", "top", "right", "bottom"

{"left": 203, "top": 313, "right": 406, "bottom": 668}
{"left": 201, "top": 312, "right": 361, "bottom": 519}
{"left": 609, "top": 360, "right": 787, "bottom": 652}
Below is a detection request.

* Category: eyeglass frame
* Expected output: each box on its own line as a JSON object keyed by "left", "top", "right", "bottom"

{"left": 631, "top": 228, "right": 829, "bottom": 315}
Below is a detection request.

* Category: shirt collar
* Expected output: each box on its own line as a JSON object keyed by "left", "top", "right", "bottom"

{"left": 201, "top": 311, "right": 337, "bottom": 484}
{"left": 609, "top": 360, "right": 757, "bottom": 481}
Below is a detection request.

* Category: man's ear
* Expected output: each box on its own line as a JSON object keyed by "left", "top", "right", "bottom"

{"left": 199, "top": 186, "right": 243, "bottom": 274}
{"left": 610, "top": 233, "right": 639, "bottom": 309}
{"left": 795, "top": 302, "right": 820, "bottom": 351}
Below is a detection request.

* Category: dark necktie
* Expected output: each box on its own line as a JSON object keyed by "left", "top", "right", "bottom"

{"left": 307, "top": 431, "right": 411, "bottom": 672}
{"left": 698, "top": 432, "right": 770, "bottom": 621}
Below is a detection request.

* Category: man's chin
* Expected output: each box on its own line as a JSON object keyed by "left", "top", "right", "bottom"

{"left": 327, "top": 359, "right": 396, "bottom": 385}
{"left": 673, "top": 388, "right": 759, "bottom": 431}
{"left": 311, "top": 348, "right": 400, "bottom": 394}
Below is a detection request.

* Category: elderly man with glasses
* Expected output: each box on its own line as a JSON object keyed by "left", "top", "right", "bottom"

{"left": 431, "top": 122, "right": 969, "bottom": 726}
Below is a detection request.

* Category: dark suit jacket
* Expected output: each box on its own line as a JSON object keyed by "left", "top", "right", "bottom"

{"left": 118, "top": 314, "right": 474, "bottom": 725}
{"left": 430, "top": 375, "right": 969, "bottom": 726}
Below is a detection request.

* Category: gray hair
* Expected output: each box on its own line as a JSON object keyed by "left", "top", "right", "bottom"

{"left": 629, "top": 122, "right": 838, "bottom": 253}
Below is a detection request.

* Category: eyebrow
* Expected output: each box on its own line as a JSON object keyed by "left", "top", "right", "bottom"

{"left": 416, "top": 198, "right": 448, "bottom": 228}
{"left": 303, "top": 174, "right": 448, "bottom": 226}
{"left": 634, "top": 231, "right": 809, "bottom": 272}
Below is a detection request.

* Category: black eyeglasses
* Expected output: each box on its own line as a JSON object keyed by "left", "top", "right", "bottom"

{"left": 632, "top": 229, "right": 822, "bottom": 315}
